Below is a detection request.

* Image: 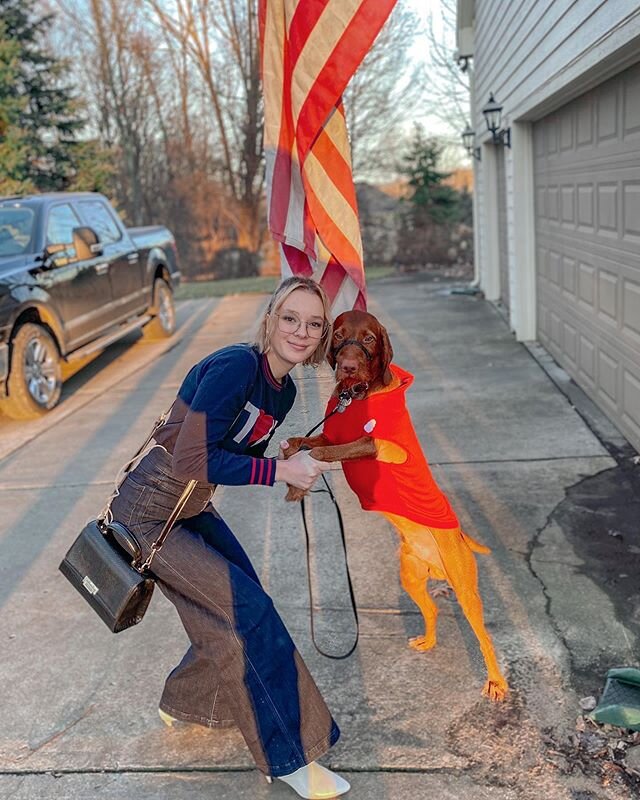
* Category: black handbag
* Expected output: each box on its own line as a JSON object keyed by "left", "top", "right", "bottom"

{"left": 58, "top": 409, "right": 197, "bottom": 633}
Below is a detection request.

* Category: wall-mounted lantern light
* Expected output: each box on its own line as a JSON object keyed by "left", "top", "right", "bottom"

{"left": 482, "top": 93, "right": 511, "bottom": 148}
{"left": 462, "top": 125, "right": 481, "bottom": 161}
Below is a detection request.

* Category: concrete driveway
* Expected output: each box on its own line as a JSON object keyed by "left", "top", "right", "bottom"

{"left": 0, "top": 276, "right": 638, "bottom": 799}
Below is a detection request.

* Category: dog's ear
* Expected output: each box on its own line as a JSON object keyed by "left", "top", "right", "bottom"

{"left": 327, "top": 344, "right": 336, "bottom": 370}
{"left": 379, "top": 323, "right": 394, "bottom": 384}
{"left": 327, "top": 313, "right": 345, "bottom": 371}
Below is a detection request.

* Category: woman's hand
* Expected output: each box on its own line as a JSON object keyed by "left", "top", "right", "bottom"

{"left": 275, "top": 449, "right": 330, "bottom": 490}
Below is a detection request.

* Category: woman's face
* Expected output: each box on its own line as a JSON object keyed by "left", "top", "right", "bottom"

{"left": 267, "top": 288, "right": 326, "bottom": 374}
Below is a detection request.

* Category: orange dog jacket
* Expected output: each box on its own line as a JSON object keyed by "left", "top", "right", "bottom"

{"left": 323, "top": 364, "right": 459, "bottom": 529}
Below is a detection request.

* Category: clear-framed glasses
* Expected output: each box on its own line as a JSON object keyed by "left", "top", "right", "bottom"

{"left": 275, "top": 312, "right": 327, "bottom": 340}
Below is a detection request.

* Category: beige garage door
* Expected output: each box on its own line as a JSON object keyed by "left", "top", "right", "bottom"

{"left": 534, "top": 60, "right": 640, "bottom": 452}
{"left": 496, "top": 148, "right": 510, "bottom": 310}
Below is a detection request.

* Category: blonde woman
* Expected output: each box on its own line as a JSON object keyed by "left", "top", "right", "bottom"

{"left": 109, "top": 277, "right": 349, "bottom": 798}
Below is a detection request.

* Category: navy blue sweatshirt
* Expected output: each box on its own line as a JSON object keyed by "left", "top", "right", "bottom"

{"left": 154, "top": 344, "right": 296, "bottom": 486}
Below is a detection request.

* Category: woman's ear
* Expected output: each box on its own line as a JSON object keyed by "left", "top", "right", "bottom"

{"left": 380, "top": 324, "right": 394, "bottom": 384}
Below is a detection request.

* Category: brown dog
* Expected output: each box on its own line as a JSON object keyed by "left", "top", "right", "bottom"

{"left": 283, "top": 310, "right": 508, "bottom": 701}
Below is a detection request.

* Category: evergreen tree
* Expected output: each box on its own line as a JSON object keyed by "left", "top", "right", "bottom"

{"left": 395, "top": 126, "right": 469, "bottom": 268}
{"left": 401, "top": 126, "right": 460, "bottom": 226}
{"left": 0, "top": 0, "right": 85, "bottom": 193}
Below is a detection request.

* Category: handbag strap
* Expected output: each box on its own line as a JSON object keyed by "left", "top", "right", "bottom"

{"left": 137, "top": 478, "right": 198, "bottom": 572}
{"left": 98, "top": 405, "right": 174, "bottom": 526}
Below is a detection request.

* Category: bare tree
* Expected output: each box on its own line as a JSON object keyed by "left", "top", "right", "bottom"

{"left": 50, "top": 0, "right": 250, "bottom": 276}
{"left": 422, "top": 0, "right": 470, "bottom": 143}
{"left": 143, "top": 0, "right": 264, "bottom": 251}
{"left": 344, "top": 0, "right": 424, "bottom": 182}
{"left": 52, "top": 0, "right": 165, "bottom": 224}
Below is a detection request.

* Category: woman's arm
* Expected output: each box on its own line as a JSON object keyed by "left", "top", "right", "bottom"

{"left": 172, "top": 348, "right": 278, "bottom": 486}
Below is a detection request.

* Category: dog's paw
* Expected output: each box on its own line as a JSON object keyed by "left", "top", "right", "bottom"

{"left": 281, "top": 437, "right": 306, "bottom": 458}
{"left": 408, "top": 635, "right": 437, "bottom": 652}
{"left": 482, "top": 678, "right": 508, "bottom": 702}
{"left": 285, "top": 485, "right": 307, "bottom": 502}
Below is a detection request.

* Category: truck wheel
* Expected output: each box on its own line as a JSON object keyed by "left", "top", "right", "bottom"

{"left": 143, "top": 278, "right": 176, "bottom": 340}
{"left": 0, "top": 323, "right": 62, "bottom": 419}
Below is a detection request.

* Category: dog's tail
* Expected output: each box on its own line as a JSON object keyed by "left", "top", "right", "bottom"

{"left": 461, "top": 530, "right": 491, "bottom": 554}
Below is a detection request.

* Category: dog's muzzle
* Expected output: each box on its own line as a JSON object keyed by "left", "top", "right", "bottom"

{"left": 333, "top": 339, "right": 373, "bottom": 361}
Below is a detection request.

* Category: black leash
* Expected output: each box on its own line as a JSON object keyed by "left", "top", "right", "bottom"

{"left": 298, "top": 383, "right": 367, "bottom": 660}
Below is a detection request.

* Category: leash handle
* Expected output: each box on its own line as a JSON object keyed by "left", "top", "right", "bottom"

{"left": 300, "top": 473, "right": 359, "bottom": 660}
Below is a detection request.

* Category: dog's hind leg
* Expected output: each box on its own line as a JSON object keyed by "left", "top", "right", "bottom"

{"left": 431, "top": 529, "right": 508, "bottom": 701}
{"left": 399, "top": 546, "right": 439, "bottom": 651}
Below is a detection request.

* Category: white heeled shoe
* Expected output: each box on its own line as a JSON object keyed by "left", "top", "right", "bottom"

{"left": 265, "top": 761, "right": 350, "bottom": 798}
{"left": 158, "top": 708, "right": 179, "bottom": 727}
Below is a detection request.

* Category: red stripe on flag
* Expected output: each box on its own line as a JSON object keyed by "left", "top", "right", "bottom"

{"left": 304, "top": 180, "right": 364, "bottom": 290}
{"left": 318, "top": 257, "right": 344, "bottom": 303}
{"left": 319, "top": 257, "right": 366, "bottom": 312}
{"left": 312, "top": 127, "right": 358, "bottom": 213}
{"left": 258, "top": 0, "right": 267, "bottom": 61}
{"left": 288, "top": 0, "right": 331, "bottom": 68}
{"left": 283, "top": 242, "right": 314, "bottom": 276}
{"left": 270, "top": 57, "right": 296, "bottom": 241}
{"left": 296, "top": 0, "right": 397, "bottom": 162}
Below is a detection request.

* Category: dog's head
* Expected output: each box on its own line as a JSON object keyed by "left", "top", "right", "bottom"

{"left": 327, "top": 310, "right": 393, "bottom": 395}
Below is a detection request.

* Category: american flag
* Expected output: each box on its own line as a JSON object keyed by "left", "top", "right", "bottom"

{"left": 259, "top": 0, "right": 397, "bottom": 314}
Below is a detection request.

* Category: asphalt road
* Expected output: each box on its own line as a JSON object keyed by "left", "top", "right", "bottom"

{"left": 1, "top": 277, "right": 638, "bottom": 800}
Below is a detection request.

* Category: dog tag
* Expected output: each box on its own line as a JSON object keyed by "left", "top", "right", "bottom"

{"left": 364, "top": 419, "right": 376, "bottom": 433}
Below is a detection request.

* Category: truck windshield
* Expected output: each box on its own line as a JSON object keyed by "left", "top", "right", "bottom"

{"left": 0, "top": 206, "right": 34, "bottom": 256}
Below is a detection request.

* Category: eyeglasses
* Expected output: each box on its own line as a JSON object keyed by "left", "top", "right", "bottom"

{"left": 275, "top": 313, "right": 327, "bottom": 340}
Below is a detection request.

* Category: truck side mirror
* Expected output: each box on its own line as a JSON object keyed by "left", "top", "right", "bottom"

{"left": 72, "top": 226, "right": 102, "bottom": 259}
{"left": 44, "top": 243, "right": 67, "bottom": 258}
{"left": 41, "top": 242, "right": 70, "bottom": 268}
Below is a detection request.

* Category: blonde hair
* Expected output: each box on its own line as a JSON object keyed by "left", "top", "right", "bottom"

{"left": 254, "top": 277, "right": 332, "bottom": 367}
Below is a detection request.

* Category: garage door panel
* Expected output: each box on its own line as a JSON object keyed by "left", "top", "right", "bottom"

{"left": 623, "top": 371, "right": 640, "bottom": 439}
{"left": 597, "top": 183, "right": 618, "bottom": 235}
{"left": 597, "top": 270, "right": 618, "bottom": 321}
{"left": 598, "top": 349, "right": 619, "bottom": 405}
{"left": 560, "top": 112, "right": 573, "bottom": 151}
{"left": 578, "top": 333, "right": 596, "bottom": 384}
{"left": 564, "top": 321, "right": 578, "bottom": 367}
{"left": 622, "top": 181, "right": 640, "bottom": 239}
{"left": 596, "top": 86, "right": 619, "bottom": 142}
{"left": 562, "top": 256, "right": 577, "bottom": 297}
{"left": 623, "top": 70, "right": 640, "bottom": 136}
{"left": 623, "top": 280, "right": 640, "bottom": 340}
{"left": 576, "top": 94, "right": 594, "bottom": 147}
{"left": 561, "top": 186, "right": 575, "bottom": 225}
{"left": 577, "top": 262, "right": 595, "bottom": 306}
{"left": 577, "top": 184, "right": 594, "bottom": 229}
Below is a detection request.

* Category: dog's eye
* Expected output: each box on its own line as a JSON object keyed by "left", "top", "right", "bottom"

{"left": 334, "top": 331, "right": 344, "bottom": 341}
{"left": 363, "top": 335, "right": 375, "bottom": 344}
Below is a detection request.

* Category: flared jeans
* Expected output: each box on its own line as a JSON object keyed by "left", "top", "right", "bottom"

{"left": 109, "top": 447, "right": 339, "bottom": 777}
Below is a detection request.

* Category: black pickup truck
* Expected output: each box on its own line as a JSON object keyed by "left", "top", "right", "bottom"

{"left": 0, "top": 192, "right": 181, "bottom": 419}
